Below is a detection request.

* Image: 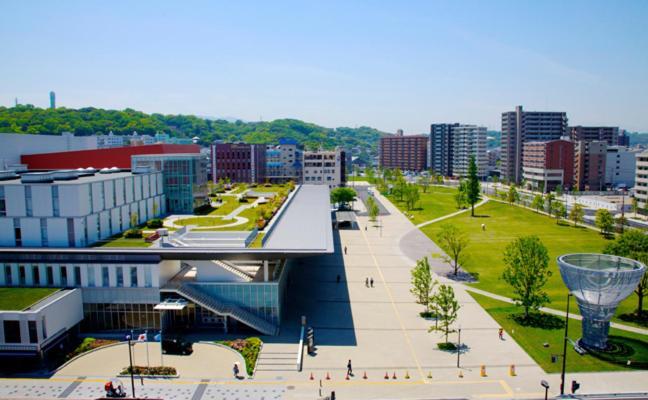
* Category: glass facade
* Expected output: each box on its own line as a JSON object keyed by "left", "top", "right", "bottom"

{"left": 193, "top": 283, "right": 280, "bottom": 326}
{"left": 81, "top": 303, "right": 160, "bottom": 331}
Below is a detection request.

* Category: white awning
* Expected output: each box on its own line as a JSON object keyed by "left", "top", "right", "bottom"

{"left": 154, "top": 298, "right": 188, "bottom": 311}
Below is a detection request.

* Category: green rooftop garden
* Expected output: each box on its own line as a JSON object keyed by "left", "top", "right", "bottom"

{"left": 0, "top": 288, "right": 59, "bottom": 311}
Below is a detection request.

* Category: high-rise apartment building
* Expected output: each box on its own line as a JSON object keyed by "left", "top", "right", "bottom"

{"left": 570, "top": 126, "right": 620, "bottom": 146}
{"left": 451, "top": 125, "right": 488, "bottom": 178}
{"left": 49, "top": 91, "right": 56, "bottom": 109}
{"left": 429, "top": 123, "right": 458, "bottom": 176}
{"left": 501, "top": 106, "right": 568, "bottom": 183}
{"left": 635, "top": 151, "right": 648, "bottom": 209}
{"left": 303, "top": 148, "right": 346, "bottom": 188}
{"left": 379, "top": 131, "right": 428, "bottom": 172}
{"left": 211, "top": 143, "right": 266, "bottom": 184}
{"left": 605, "top": 146, "right": 640, "bottom": 188}
{"left": 522, "top": 139, "right": 574, "bottom": 192}
{"left": 574, "top": 140, "right": 607, "bottom": 191}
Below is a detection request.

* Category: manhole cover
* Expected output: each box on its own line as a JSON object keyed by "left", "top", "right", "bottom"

{"left": 286, "top": 386, "right": 295, "bottom": 390}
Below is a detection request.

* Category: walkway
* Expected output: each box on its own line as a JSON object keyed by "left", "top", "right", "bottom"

{"left": 415, "top": 197, "right": 489, "bottom": 228}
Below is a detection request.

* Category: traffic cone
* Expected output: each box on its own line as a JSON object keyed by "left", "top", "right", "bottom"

{"left": 363, "top": 371, "right": 368, "bottom": 379}
{"left": 392, "top": 371, "right": 397, "bottom": 379}
{"left": 309, "top": 372, "right": 314, "bottom": 380}
{"left": 480, "top": 365, "right": 487, "bottom": 377}
{"left": 345, "top": 371, "right": 350, "bottom": 380}
{"left": 509, "top": 364, "right": 516, "bottom": 377}
{"left": 384, "top": 371, "right": 389, "bottom": 380}
{"left": 427, "top": 371, "right": 433, "bottom": 379}
{"left": 458, "top": 370, "right": 463, "bottom": 378}
{"left": 325, "top": 372, "right": 330, "bottom": 380}
{"left": 405, "top": 371, "right": 410, "bottom": 379}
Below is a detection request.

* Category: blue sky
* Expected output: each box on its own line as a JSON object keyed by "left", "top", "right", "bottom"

{"left": 1, "top": 0, "right": 647, "bottom": 132}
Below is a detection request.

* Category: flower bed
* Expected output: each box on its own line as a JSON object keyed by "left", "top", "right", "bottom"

{"left": 217, "top": 337, "right": 262, "bottom": 376}
{"left": 67, "top": 337, "right": 118, "bottom": 360}
{"left": 120, "top": 366, "right": 177, "bottom": 376}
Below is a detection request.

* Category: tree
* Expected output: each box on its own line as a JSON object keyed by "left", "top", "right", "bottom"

{"left": 604, "top": 231, "right": 648, "bottom": 314}
{"left": 366, "top": 195, "right": 379, "bottom": 222}
{"left": 501, "top": 236, "right": 551, "bottom": 318}
{"left": 330, "top": 187, "right": 357, "bottom": 210}
{"left": 403, "top": 184, "right": 420, "bottom": 211}
{"left": 531, "top": 194, "right": 544, "bottom": 213}
{"left": 436, "top": 224, "right": 469, "bottom": 276}
{"left": 507, "top": 185, "right": 520, "bottom": 204}
{"left": 418, "top": 175, "right": 430, "bottom": 193}
{"left": 616, "top": 215, "right": 627, "bottom": 234}
{"left": 632, "top": 197, "right": 638, "bottom": 215}
{"left": 570, "top": 203, "right": 585, "bottom": 227}
{"left": 429, "top": 284, "right": 460, "bottom": 343}
{"left": 545, "top": 192, "right": 555, "bottom": 214}
{"left": 130, "top": 212, "right": 138, "bottom": 228}
{"left": 551, "top": 201, "right": 566, "bottom": 223}
{"left": 410, "top": 257, "right": 438, "bottom": 315}
{"left": 595, "top": 209, "right": 615, "bottom": 237}
{"left": 466, "top": 156, "right": 482, "bottom": 217}
{"left": 555, "top": 185, "right": 563, "bottom": 197}
{"left": 455, "top": 180, "right": 468, "bottom": 209}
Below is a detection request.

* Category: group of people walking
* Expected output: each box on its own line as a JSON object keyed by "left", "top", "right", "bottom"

{"left": 364, "top": 277, "right": 374, "bottom": 288}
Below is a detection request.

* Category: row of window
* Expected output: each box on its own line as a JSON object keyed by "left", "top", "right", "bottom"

{"left": 3, "top": 319, "right": 43, "bottom": 344}
{"left": 2, "top": 264, "right": 153, "bottom": 288}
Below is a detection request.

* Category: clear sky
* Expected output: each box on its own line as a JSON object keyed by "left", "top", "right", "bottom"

{"left": 1, "top": 0, "right": 647, "bottom": 133}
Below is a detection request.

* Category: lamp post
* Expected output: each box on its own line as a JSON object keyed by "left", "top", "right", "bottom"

{"left": 456, "top": 325, "right": 462, "bottom": 368}
{"left": 560, "top": 293, "right": 572, "bottom": 396}
{"left": 126, "top": 334, "right": 136, "bottom": 398}
{"left": 620, "top": 188, "right": 627, "bottom": 233}
{"left": 540, "top": 380, "right": 550, "bottom": 400}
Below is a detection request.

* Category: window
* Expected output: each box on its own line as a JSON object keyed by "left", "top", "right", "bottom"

{"left": 87, "top": 266, "right": 95, "bottom": 287}
{"left": 0, "top": 187, "right": 5, "bottom": 216}
{"left": 25, "top": 186, "right": 32, "bottom": 217}
{"left": 130, "top": 267, "right": 138, "bottom": 287}
{"left": 46, "top": 266, "right": 54, "bottom": 286}
{"left": 144, "top": 267, "right": 152, "bottom": 288}
{"left": 102, "top": 266, "right": 110, "bottom": 287}
{"left": 52, "top": 186, "right": 60, "bottom": 217}
{"left": 74, "top": 266, "right": 81, "bottom": 286}
{"left": 116, "top": 267, "right": 124, "bottom": 287}
{"left": 4, "top": 265, "right": 12, "bottom": 285}
{"left": 3, "top": 320, "right": 21, "bottom": 343}
{"left": 18, "top": 265, "right": 25, "bottom": 286}
{"left": 32, "top": 266, "right": 40, "bottom": 286}
{"left": 28, "top": 321, "right": 38, "bottom": 343}
{"left": 40, "top": 219, "right": 48, "bottom": 247}
{"left": 60, "top": 267, "right": 68, "bottom": 287}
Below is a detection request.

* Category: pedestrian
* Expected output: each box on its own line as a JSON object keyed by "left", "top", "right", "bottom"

{"left": 233, "top": 362, "right": 240, "bottom": 378}
{"left": 481, "top": 223, "right": 486, "bottom": 231}
{"left": 347, "top": 359, "right": 353, "bottom": 376}
{"left": 344, "top": 246, "right": 347, "bottom": 255}
{"left": 498, "top": 328, "right": 504, "bottom": 340}
{"left": 365, "top": 278, "right": 369, "bottom": 287}
{"left": 365, "top": 225, "right": 367, "bottom": 231}
{"left": 370, "top": 277, "right": 374, "bottom": 288}
{"left": 336, "top": 274, "right": 341, "bottom": 284}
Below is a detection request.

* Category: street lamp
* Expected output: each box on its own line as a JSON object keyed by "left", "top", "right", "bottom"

{"left": 456, "top": 325, "right": 462, "bottom": 368}
{"left": 559, "top": 293, "right": 572, "bottom": 396}
{"left": 540, "top": 380, "right": 550, "bottom": 400}
{"left": 125, "top": 333, "right": 136, "bottom": 398}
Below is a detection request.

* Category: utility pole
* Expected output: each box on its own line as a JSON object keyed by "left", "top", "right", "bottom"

{"left": 456, "top": 326, "right": 462, "bottom": 368}
{"left": 560, "top": 294, "right": 572, "bottom": 395}
{"left": 126, "top": 333, "right": 136, "bottom": 398}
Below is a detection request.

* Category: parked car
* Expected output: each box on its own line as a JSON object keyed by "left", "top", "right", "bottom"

{"left": 162, "top": 337, "right": 193, "bottom": 355}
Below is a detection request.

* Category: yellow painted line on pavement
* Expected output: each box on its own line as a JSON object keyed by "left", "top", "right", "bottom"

{"left": 358, "top": 214, "right": 426, "bottom": 382}
{"left": 499, "top": 380, "right": 514, "bottom": 397}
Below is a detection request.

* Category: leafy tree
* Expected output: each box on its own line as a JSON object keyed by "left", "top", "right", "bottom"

{"left": 545, "top": 192, "right": 555, "bottom": 214}
{"left": 616, "top": 215, "right": 627, "bottom": 234}
{"left": 330, "top": 187, "right": 357, "bottom": 210}
{"left": 570, "top": 203, "right": 585, "bottom": 227}
{"left": 502, "top": 236, "right": 551, "bottom": 318}
{"left": 507, "top": 185, "right": 520, "bottom": 204}
{"left": 418, "top": 175, "right": 430, "bottom": 193}
{"left": 555, "top": 185, "right": 563, "bottom": 197}
{"left": 366, "top": 196, "right": 379, "bottom": 222}
{"left": 455, "top": 180, "right": 468, "bottom": 209}
{"left": 595, "top": 209, "right": 615, "bottom": 237}
{"left": 428, "top": 284, "right": 460, "bottom": 343}
{"left": 410, "top": 257, "right": 438, "bottom": 314}
{"left": 130, "top": 212, "right": 138, "bottom": 228}
{"left": 403, "top": 184, "right": 420, "bottom": 211}
{"left": 531, "top": 194, "right": 544, "bottom": 213}
{"left": 466, "top": 156, "right": 481, "bottom": 217}
{"left": 436, "top": 224, "right": 469, "bottom": 276}
{"left": 366, "top": 168, "right": 376, "bottom": 183}
{"left": 552, "top": 202, "right": 567, "bottom": 223}
{"left": 604, "top": 231, "right": 648, "bottom": 314}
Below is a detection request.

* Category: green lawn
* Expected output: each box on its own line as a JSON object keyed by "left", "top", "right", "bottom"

{"left": 175, "top": 216, "right": 231, "bottom": 227}
{"left": 386, "top": 185, "right": 458, "bottom": 225}
{"left": 248, "top": 232, "right": 265, "bottom": 248}
{"left": 0, "top": 288, "right": 59, "bottom": 310}
{"left": 469, "top": 292, "right": 648, "bottom": 372}
{"left": 94, "top": 237, "right": 152, "bottom": 248}
{"left": 207, "top": 197, "right": 241, "bottom": 216}
{"left": 421, "top": 201, "right": 642, "bottom": 323}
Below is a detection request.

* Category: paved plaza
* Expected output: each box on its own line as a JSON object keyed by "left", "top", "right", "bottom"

{"left": 1, "top": 182, "right": 647, "bottom": 399}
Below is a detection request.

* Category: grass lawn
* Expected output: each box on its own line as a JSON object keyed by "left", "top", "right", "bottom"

{"left": 216, "top": 207, "right": 261, "bottom": 231}
{"left": 207, "top": 197, "right": 241, "bottom": 216}
{"left": 0, "top": 288, "right": 59, "bottom": 310}
{"left": 248, "top": 232, "right": 265, "bottom": 248}
{"left": 418, "top": 200, "right": 647, "bottom": 321}
{"left": 175, "top": 216, "right": 231, "bottom": 227}
{"left": 249, "top": 184, "right": 289, "bottom": 193}
{"left": 386, "top": 185, "right": 458, "bottom": 225}
{"left": 469, "top": 292, "right": 648, "bottom": 372}
{"left": 93, "top": 237, "right": 152, "bottom": 248}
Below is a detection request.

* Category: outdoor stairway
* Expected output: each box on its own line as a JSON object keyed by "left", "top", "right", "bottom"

{"left": 166, "top": 281, "right": 278, "bottom": 336}
{"left": 212, "top": 260, "right": 254, "bottom": 282}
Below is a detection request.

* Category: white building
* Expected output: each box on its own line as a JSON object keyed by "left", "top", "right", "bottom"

{"left": 0, "top": 168, "right": 165, "bottom": 248}
{"left": 0, "top": 132, "right": 97, "bottom": 169}
{"left": 605, "top": 146, "right": 640, "bottom": 189}
{"left": 635, "top": 151, "right": 648, "bottom": 209}
{"left": 266, "top": 139, "right": 303, "bottom": 183}
{"left": 96, "top": 131, "right": 125, "bottom": 148}
{"left": 451, "top": 125, "right": 488, "bottom": 178}
{"left": 303, "top": 148, "right": 346, "bottom": 188}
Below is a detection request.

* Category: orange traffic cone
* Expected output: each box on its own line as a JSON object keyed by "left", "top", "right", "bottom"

{"left": 325, "top": 372, "right": 330, "bottom": 380}
{"left": 384, "top": 371, "right": 389, "bottom": 379}
{"left": 309, "top": 372, "right": 314, "bottom": 380}
{"left": 363, "top": 371, "right": 368, "bottom": 379}
{"left": 392, "top": 371, "right": 397, "bottom": 379}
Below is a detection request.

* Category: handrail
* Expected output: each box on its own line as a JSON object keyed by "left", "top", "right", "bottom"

{"left": 212, "top": 260, "right": 253, "bottom": 282}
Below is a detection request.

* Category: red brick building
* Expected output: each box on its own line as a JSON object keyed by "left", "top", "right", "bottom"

{"left": 211, "top": 143, "right": 266, "bottom": 183}
{"left": 522, "top": 139, "right": 574, "bottom": 192}
{"left": 20, "top": 144, "right": 200, "bottom": 170}
{"left": 379, "top": 132, "right": 428, "bottom": 172}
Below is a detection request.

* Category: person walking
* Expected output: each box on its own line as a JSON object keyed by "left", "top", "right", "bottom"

{"left": 233, "top": 362, "right": 240, "bottom": 378}
{"left": 365, "top": 225, "right": 367, "bottom": 231}
{"left": 347, "top": 359, "right": 353, "bottom": 376}
{"left": 370, "top": 277, "right": 374, "bottom": 288}
{"left": 344, "top": 246, "right": 347, "bottom": 255}
{"left": 498, "top": 328, "right": 504, "bottom": 340}
{"left": 365, "top": 278, "right": 369, "bottom": 287}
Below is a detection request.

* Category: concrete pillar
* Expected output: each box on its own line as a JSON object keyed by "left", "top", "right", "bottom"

{"left": 263, "top": 260, "right": 269, "bottom": 282}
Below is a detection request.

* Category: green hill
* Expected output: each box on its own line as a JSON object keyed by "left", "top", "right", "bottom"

{"left": 0, "top": 105, "right": 387, "bottom": 163}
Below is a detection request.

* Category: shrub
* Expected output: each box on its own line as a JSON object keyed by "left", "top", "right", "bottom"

{"left": 121, "top": 366, "right": 177, "bottom": 376}
{"left": 123, "top": 229, "right": 143, "bottom": 239}
{"left": 67, "top": 337, "right": 118, "bottom": 360}
{"left": 218, "top": 337, "right": 262, "bottom": 376}
{"left": 419, "top": 311, "right": 437, "bottom": 319}
{"left": 146, "top": 218, "right": 163, "bottom": 229}
{"left": 437, "top": 342, "right": 457, "bottom": 351}
{"left": 510, "top": 312, "right": 563, "bottom": 330}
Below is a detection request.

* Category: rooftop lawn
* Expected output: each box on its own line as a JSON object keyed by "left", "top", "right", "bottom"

{"left": 421, "top": 201, "right": 642, "bottom": 324}
{"left": 0, "top": 288, "right": 59, "bottom": 311}
{"left": 93, "top": 237, "right": 152, "bottom": 248}
{"left": 470, "top": 292, "right": 648, "bottom": 373}
{"left": 207, "top": 196, "right": 241, "bottom": 216}
{"left": 248, "top": 232, "right": 265, "bottom": 248}
{"left": 386, "top": 185, "right": 458, "bottom": 225}
{"left": 174, "top": 216, "right": 232, "bottom": 227}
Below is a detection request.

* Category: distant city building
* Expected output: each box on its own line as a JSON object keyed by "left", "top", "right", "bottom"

{"left": 0, "top": 132, "right": 98, "bottom": 169}
{"left": 451, "top": 125, "right": 488, "bottom": 178}
{"left": 605, "top": 146, "right": 639, "bottom": 188}
{"left": 379, "top": 132, "right": 428, "bottom": 172}
{"left": 265, "top": 139, "right": 302, "bottom": 183}
{"left": 49, "top": 91, "right": 56, "bottom": 109}
{"left": 96, "top": 132, "right": 125, "bottom": 148}
{"left": 501, "top": 105, "right": 568, "bottom": 183}
{"left": 574, "top": 140, "right": 607, "bottom": 191}
{"left": 21, "top": 144, "right": 200, "bottom": 170}
{"left": 211, "top": 143, "right": 266, "bottom": 184}
{"left": 429, "top": 123, "right": 459, "bottom": 176}
{"left": 129, "top": 132, "right": 155, "bottom": 146}
{"left": 0, "top": 168, "right": 165, "bottom": 248}
{"left": 154, "top": 132, "right": 194, "bottom": 145}
{"left": 486, "top": 148, "right": 500, "bottom": 175}
{"left": 570, "top": 126, "right": 620, "bottom": 146}
{"left": 618, "top": 130, "right": 630, "bottom": 147}
{"left": 132, "top": 153, "right": 208, "bottom": 213}
{"left": 635, "top": 151, "right": 648, "bottom": 209}
{"left": 303, "top": 148, "right": 346, "bottom": 188}
{"left": 522, "top": 139, "right": 574, "bottom": 192}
